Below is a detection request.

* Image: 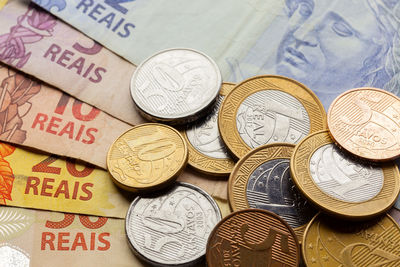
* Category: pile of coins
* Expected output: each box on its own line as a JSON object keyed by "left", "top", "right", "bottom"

{"left": 106, "top": 48, "right": 400, "bottom": 266}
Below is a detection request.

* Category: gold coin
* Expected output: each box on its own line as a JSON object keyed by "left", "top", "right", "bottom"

{"left": 107, "top": 123, "right": 188, "bottom": 192}
{"left": 291, "top": 130, "right": 400, "bottom": 220}
{"left": 219, "top": 75, "right": 326, "bottom": 159}
{"left": 303, "top": 213, "right": 400, "bottom": 266}
{"left": 228, "top": 143, "right": 317, "bottom": 241}
{"left": 181, "top": 83, "right": 235, "bottom": 176}
{"left": 328, "top": 87, "right": 400, "bottom": 162}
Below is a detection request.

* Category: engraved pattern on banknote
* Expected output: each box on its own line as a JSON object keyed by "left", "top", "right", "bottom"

{"left": 0, "top": 244, "right": 30, "bottom": 267}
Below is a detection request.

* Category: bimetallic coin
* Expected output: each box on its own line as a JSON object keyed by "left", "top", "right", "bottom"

{"left": 206, "top": 209, "right": 300, "bottom": 267}
{"left": 291, "top": 130, "right": 400, "bottom": 220}
{"left": 107, "top": 123, "right": 188, "bottom": 192}
{"left": 328, "top": 88, "right": 400, "bottom": 161}
{"left": 126, "top": 182, "right": 221, "bottom": 266}
{"left": 219, "top": 75, "right": 326, "bottom": 159}
{"left": 228, "top": 143, "right": 316, "bottom": 240}
{"left": 182, "top": 83, "right": 235, "bottom": 176}
{"left": 130, "top": 48, "right": 222, "bottom": 124}
{"left": 303, "top": 213, "right": 400, "bottom": 266}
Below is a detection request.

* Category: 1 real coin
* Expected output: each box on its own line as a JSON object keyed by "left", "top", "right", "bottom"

{"left": 328, "top": 87, "right": 400, "bottom": 162}
{"left": 218, "top": 75, "right": 326, "bottom": 159}
{"left": 291, "top": 130, "right": 400, "bottom": 220}
{"left": 181, "top": 83, "right": 235, "bottom": 176}
{"left": 107, "top": 123, "right": 188, "bottom": 192}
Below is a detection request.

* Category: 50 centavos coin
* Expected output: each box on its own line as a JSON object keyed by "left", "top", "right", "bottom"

{"left": 126, "top": 182, "right": 221, "bottom": 266}
{"left": 328, "top": 88, "right": 400, "bottom": 162}
{"left": 218, "top": 75, "right": 326, "bottom": 159}
{"left": 107, "top": 123, "right": 188, "bottom": 192}
{"left": 181, "top": 83, "right": 235, "bottom": 176}
{"left": 130, "top": 48, "right": 222, "bottom": 124}
{"left": 206, "top": 209, "right": 300, "bottom": 267}
{"left": 291, "top": 130, "right": 400, "bottom": 220}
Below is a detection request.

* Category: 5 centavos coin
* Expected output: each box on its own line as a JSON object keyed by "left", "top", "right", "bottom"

{"left": 181, "top": 83, "right": 235, "bottom": 176}
{"left": 130, "top": 48, "right": 222, "bottom": 124}
{"left": 107, "top": 123, "right": 188, "bottom": 192}
{"left": 126, "top": 182, "right": 221, "bottom": 266}
{"left": 291, "top": 130, "right": 400, "bottom": 220}
{"left": 206, "top": 209, "right": 300, "bottom": 267}
{"left": 218, "top": 75, "right": 326, "bottom": 159}
{"left": 303, "top": 213, "right": 400, "bottom": 266}
{"left": 228, "top": 143, "right": 317, "bottom": 240}
{"left": 328, "top": 88, "right": 400, "bottom": 162}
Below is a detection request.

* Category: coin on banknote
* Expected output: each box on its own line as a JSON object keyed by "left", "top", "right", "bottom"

{"left": 126, "top": 182, "right": 221, "bottom": 266}
{"left": 303, "top": 213, "right": 400, "bottom": 266}
{"left": 181, "top": 83, "right": 235, "bottom": 176}
{"left": 206, "top": 209, "right": 300, "bottom": 267}
{"left": 130, "top": 48, "right": 222, "bottom": 124}
{"left": 228, "top": 143, "right": 317, "bottom": 240}
{"left": 328, "top": 88, "right": 400, "bottom": 162}
{"left": 107, "top": 123, "right": 188, "bottom": 192}
{"left": 218, "top": 75, "right": 326, "bottom": 159}
{"left": 291, "top": 130, "right": 400, "bottom": 220}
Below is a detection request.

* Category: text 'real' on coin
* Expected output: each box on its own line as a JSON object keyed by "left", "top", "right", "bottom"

{"left": 107, "top": 123, "right": 188, "bottom": 192}
{"left": 126, "top": 182, "right": 221, "bottom": 266}
{"left": 130, "top": 48, "right": 222, "bottom": 125}
{"left": 218, "top": 75, "right": 326, "bottom": 159}
{"left": 182, "top": 82, "right": 235, "bottom": 176}
{"left": 291, "top": 130, "right": 400, "bottom": 220}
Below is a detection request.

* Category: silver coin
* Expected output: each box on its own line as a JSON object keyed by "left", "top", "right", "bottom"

{"left": 125, "top": 182, "right": 222, "bottom": 266}
{"left": 131, "top": 48, "right": 222, "bottom": 124}
{"left": 246, "top": 158, "right": 316, "bottom": 229}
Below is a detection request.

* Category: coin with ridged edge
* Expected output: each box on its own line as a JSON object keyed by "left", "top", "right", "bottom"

{"left": 182, "top": 83, "right": 235, "bottom": 176}
{"left": 228, "top": 143, "right": 317, "bottom": 241}
{"left": 303, "top": 213, "right": 400, "bottom": 266}
{"left": 291, "top": 130, "right": 400, "bottom": 220}
{"left": 206, "top": 209, "right": 300, "bottom": 267}
{"left": 328, "top": 87, "right": 400, "bottom": 162}
{"left": 218, "top": 75, "right": 326, "bottom": 160}
{"left": 107, "top": 123, "right": 188, "bottom": 192}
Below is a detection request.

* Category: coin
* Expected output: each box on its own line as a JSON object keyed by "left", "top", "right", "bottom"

{"left": 291, "top": 130, "right": 400, "bottom": 220}
{"left": 182, "top": 83, "right": 235, "bottom": 176}
{"left": 107, "top": 123, "right": 188, "bottom": 192}
{"left": 328, "top": 87, "right": 400, "bottom": 162}
{"left": 206, "top": 209, "right": 300, "bottom": 267}
{"left": 130, "top": 48, "right": 222, "bottom": 124}
{"left": 218, "top": 75, "right": 326, "bottom": 159}
{"left": 303, "top": 213, "right": 400, "bottom": 266}
{"left": 125, "top": 182, "right": 221, "bottom": 266}
{"left": 228, "top": 143, "right": 317, "bottom": 239}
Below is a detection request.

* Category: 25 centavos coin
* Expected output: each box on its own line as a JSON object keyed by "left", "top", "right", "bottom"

{"left": 126, "top": 182, "right": 221, "bottom": 266}
{"left": 228, "top": 143, "right": 317, "bottom": 240}
{"left": 219, "top": 75, "right": 326, "bottom": 159}
{"left": 182, "top": 83, "right": 235, "bottom": 176}
{"left": 303, "top": 213, "right": 400, "bottom": 266}
{"left": 130, "top": 48, "right": 222, "bottom": 124}
{"left": 328, "top": 88, "right": 400, "bottom": 162}
{"left": 291, "top": 130, "right": 400, "bottom": 220}
{"left": 206, "top": 209, "right": 300, "bottom": 267}
{"left": 107, "top": 123, "right": 188, "bottom": 192}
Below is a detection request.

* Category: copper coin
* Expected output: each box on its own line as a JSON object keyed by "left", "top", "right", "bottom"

{"left": 328, "top": 87, "right": 400, "bottom": 161}
{"left": 206, "top": 209, "right": 300, "bottom": 267}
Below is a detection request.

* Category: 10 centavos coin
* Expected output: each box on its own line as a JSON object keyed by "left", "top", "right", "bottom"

{"left": 126, "top": 182, "right": 222, "bottom": 266}
{"left": 107, "top": 123, "right": 188, "bottom": 192}
{"left": 218, "top": 75, "right": 326, "bottom": 159}
{"left": 291, "top": 130, "right": 400, "bottom": 220}
{"left": 206, "top": 209, "right": 300, "bottom": 267}
{"left": 130, "top": 48, "right": 222, "bottom": 124}
{"left": 328, "top": 87, "right": 400, "bottom": 162}
{"left": 228, "top": 143, "right": 317, "bottom": 239}
{"left": 182, "top": 83, "right": 235, "bottom": 176}
{"left": 303, "top": 213, "right": 400, "bottom": 266}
